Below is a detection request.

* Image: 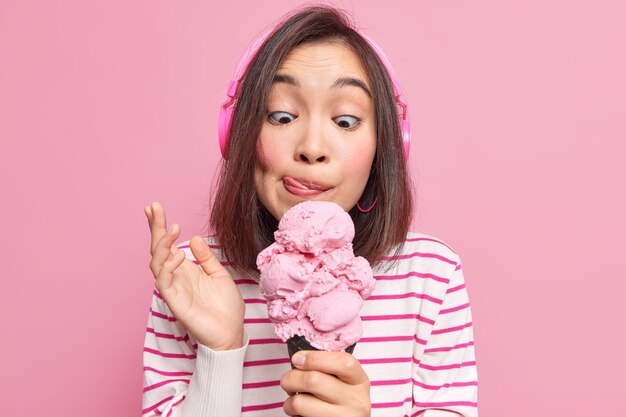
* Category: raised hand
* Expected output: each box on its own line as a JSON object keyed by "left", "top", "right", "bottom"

{"left": 145, "top": 201, "right": 245, "bottom": 351}
{"left": 281, "top": 350, "right": 371, "bottom": 416}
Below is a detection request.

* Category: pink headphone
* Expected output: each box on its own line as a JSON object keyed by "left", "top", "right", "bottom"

{"left": 218, "top": 26, "right": 411, "bottom": 160}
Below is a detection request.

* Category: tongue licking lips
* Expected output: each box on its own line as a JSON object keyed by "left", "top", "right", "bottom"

{"left": 283, "top": 177, "right": 330, "bottom": 196}
{"left": 291, "top": 178, "right": 313, "bottom": 190}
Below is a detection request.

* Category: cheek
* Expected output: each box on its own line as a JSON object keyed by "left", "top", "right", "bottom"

{"left": 255, "top": 131, "right": 282, "bottom": 172}
{"left": 341, "top": 140, "right": 376, "bottom": 179}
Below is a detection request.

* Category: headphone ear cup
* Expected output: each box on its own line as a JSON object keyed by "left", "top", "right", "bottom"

{"left": 218, "top": 102, "right": 234, "bottom": 159}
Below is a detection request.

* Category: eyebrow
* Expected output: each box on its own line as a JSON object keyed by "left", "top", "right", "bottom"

{"left": 272, "top": 73, "right": 372, "bottom": 98}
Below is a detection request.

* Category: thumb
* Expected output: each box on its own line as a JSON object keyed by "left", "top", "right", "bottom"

{"left": 189, "top": 235, "right": 228, "bottom": 278}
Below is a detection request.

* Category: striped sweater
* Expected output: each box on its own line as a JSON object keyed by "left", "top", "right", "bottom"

{"left": 142, "top": 231, "right": 479, "bottom": 416}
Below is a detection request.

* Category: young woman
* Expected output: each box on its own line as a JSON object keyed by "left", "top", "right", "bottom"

{"left": 142, "top": 5, "right": 478, "bottom": 417}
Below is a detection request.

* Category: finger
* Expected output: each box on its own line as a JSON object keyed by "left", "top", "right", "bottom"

{"left": 147, "top": 202, "right": 168, "bottom": 255}
{"left": 189, "top": 235, "right": 230, "bottom": 278}
{"left": 144, "top": 204, "right": 155, "bottom": 252}
{"left": 291, "top": 351, "right": 368, "bottom": 386}
{"left": 144, "top": 205, "right": 152, "bottom": 227}
{"left": 155, "top": 248, "right": 186, "bottom": 293}
{"left": 283, "top": 392, "right": 340, "bottom": 417}
{"left": 281, "top": 369, "right": 344, "bottom": 404}
{"left": 149, "top": 223, "right": 182, "bottom": 279}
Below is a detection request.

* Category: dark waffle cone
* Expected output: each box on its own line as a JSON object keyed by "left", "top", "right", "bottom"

{"left": 287, "top": 335, "right": 356, "bottom": 369}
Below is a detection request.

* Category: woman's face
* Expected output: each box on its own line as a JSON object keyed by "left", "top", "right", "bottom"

{"left": 254, "top": 41, "right": 377, "bottom": 221}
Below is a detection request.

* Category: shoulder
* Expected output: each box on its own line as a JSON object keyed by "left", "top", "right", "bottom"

{"left": 373, "top": 230, "right": 461, "bottom": 282}
{"left": 401, "top": 230, "right": 460, "bottom": 263}
{"left": 388, "top": 230, "right": 460, "bottom": 262}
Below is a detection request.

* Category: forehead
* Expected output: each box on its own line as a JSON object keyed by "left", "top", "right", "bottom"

{"left": 276, "top": 41, "right": 371, "bottom": 87}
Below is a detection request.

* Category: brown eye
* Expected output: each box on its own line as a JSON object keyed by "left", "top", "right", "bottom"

{"left": 333, "top": 115, "right": 360, "bottom": 129}
{"left": 268, "top": 111, "right": 296, "bottom": 124}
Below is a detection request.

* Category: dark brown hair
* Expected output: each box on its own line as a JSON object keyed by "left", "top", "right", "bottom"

{"left": 208, "top": 4, "right": 413, "bottom": 274}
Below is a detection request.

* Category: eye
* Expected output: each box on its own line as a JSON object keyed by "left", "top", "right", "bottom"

{"left": 333, "top": 115, "right": 360, "bottom": 129}
{"left": 268, "top": 111, "right": 296, "bottom": 125}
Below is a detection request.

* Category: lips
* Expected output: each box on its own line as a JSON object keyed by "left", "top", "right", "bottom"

{"left": 283, "top": 176, "right": 332, "bottom": 197}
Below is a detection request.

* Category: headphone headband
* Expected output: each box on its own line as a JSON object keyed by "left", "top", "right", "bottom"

{"left": 218, "top": 25, "right": 411, "bottom": 160}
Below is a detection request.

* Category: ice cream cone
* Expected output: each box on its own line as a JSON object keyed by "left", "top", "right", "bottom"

{"left": 287, "top": 335, "right": 356, "bottom": 369}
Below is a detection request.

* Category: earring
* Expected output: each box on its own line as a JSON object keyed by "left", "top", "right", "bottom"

{"left": 356, "top": 195, "right": 378, "bottom": 213}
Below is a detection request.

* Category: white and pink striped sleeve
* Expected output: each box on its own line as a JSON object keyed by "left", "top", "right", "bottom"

{"left": 412, "top": 256, "right": 479, "bottom": 416}
{"left": 142, "top": 287, "right": 248, "bottom": 417}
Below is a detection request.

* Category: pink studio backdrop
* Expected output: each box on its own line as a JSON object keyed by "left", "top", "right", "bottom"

{"left": 1, "top": 1, "right": 624, "bottom": 416}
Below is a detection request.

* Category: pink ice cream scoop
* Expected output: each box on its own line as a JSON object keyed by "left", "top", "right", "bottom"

{"left": 256, "top": 201, "right": 375, "bottom": 352}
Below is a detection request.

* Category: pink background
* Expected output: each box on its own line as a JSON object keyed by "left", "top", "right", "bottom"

{"left": 1, "top": 0, "right": 624, "bottom": 416}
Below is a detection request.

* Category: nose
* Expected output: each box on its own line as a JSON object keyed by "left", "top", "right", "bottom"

{"left": 294, "top": 119, "right": 330, "bottom": 164}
